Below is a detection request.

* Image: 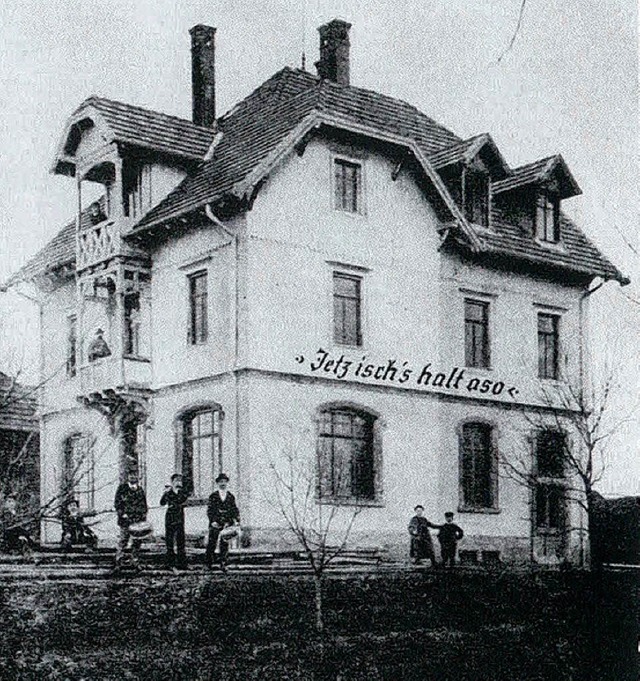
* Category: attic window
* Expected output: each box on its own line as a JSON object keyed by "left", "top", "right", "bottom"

{"left": 334, "top": 159, "right": 362, "bottom": 213}
{"left": 464, "top": 170, "right": 489, "bottom": 227}
{"left": 535, "top": 191, "right": 560, "bottom": 243}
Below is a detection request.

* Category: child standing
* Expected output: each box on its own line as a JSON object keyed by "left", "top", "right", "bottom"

{"left": 438, "top": 512, "right": 464, "bottom": 567}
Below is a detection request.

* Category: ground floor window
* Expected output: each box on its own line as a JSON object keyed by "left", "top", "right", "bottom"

{"left": 459, "top": 422, "right": 498, "bottom": 511}
{"left": 317, "top": 406, "right": 378, "bottom": 502}
{"left": 181, "top": 407, "right": 223, "bottom": 499}
{"left": 63, "top": 434, "right": 95, "bottom": 510}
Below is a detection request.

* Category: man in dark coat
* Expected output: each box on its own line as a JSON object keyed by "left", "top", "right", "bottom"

{"left": 206, "top": 473, "right": 240, "bottom": 570}
{"left": 408, "top": 504, "right": 439, "bottom": 566}
{"left": 160, "top": 473, "right": 189, "bottom": 570}
{"left": 438, "top": 512, "right": 464, "bottom": 568}
{"left": 113, "top": 470, "right": 148, "bottom": 571}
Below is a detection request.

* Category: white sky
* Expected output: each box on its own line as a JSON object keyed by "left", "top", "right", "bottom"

{"left": 0, "top": 0, "right": 637, "bottom": 493}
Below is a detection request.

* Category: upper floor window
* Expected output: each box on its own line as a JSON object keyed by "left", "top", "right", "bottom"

{"left": 538, "top": 313, "right": 559, "bottom": 380}
{"left": 464, "top": 299, "right": 490, "bottom": 368}
{"left": 535, "top": 191, "right": 560, "bottom": 243}
{"left": 317, "top": 407, "right": 378, "bottom": 503}
{"left": 188, "top": 271, "right": 208, "bottom": 345}
{"left": 124, "top": 293, "right": 141, "bottom": 356}
{"left": 63, "top": 434, "right": 95, "bottom": 511}
{"left": 334, "top": 158, "right": 362, "bottom": 213}
{"left": 534, "top": 430, "right": 566, "bottom": 532}
{"left": 123, "top": 162, "right": 152, "bottom": 219}
{"left": 66, "top": 315, "right": 77, "bottom": 378}
{"left": 459, "top": 422, "right": 497, "bottom": 512}
{"left": 464, "top": 170, "right": 490, "bottom": 227}
{"left": 333, "top": 272, "right": 362, "bottom": 347}
{"left": 182, "top": 408, "right": 223, "bottom": 499}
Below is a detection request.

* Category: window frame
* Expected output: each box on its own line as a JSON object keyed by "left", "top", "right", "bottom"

{"left": 463, "top": 168, "right": 490, "bottom": 228}
{"left": 458, "top": 421, "right": 499, "bottom": 513}
{"left": 533, "top": 429, "right": 567, "bottom": 535}
{"left": 187, "top": 270, "right": 209, "bottom": 346}
{"left": 534, "top": 190, "right": 560, "bottom": 243}
{"left": 333, "top": 156, "right": 363, "bottom": 215}
{"left": 464, "top": 298, "right": 491, "bottom": 369}
{"left": 316, "top": 404, "right": 383, "bottom": 506}
{"left": 537, "top": 312, "right": 560, "bottom": 380}
{"left": 176, "top": 404, "right": 224, "bottom": 503}
{"left": 333, "top": 271, "right": 363, "bottom": 348}
{"left": 66, "top": 314, "right": 77, "bottom": 378}
{"left": 62, "top": 433, "right": 95, "bottom": 511}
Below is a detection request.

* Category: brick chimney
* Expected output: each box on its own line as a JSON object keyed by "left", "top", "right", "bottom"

{"left": 315, "top": 19, "right": 351, "bottom": 86}
{"left": 190, "top": 24, "right": 217, "bottom": 127}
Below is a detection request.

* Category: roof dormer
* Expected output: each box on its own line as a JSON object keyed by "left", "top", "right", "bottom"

{"left": 493, "top": 155, "right": 581, "bottom": 245}
{"left": 429, "top": 134, "right": 509, "bottom": 229}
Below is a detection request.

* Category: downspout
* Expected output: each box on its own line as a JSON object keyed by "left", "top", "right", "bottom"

{"left": 204, "top": 204, "right": 241, "bottom": 494}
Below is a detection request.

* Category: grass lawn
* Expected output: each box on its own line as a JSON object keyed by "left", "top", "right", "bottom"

{"left": 0, "top": 568, "right": 636, "bottom": 680}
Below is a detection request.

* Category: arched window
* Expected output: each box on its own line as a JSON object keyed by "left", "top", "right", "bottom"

{"left": 317, "top": 406, "right": 379, "bottom": 503}
{"left": 459, "top": 422, "right": 498, "bottom": 512}
{"left": 63, "top": 434, "right": 95, "bottom": 511}
{"left": 179, "top": 407, "right": 223, "bottom": 499}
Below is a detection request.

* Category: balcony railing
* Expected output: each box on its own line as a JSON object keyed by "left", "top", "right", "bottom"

{"left": 78, "top": 355, "right": 151, "bottom": 395}
{"left": 77, "top": 220, "right": 120, "bottom": 271}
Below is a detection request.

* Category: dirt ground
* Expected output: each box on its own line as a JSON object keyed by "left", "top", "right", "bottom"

{"left": 0, "top": 568, "right": 637, "bottom": 680}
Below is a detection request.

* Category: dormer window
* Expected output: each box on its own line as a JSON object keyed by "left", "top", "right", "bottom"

{"left": 535, "top": 191, "right": 560, "bottom": 243}
{"left": 463, "top": 170, "right": 490, "bottom": 227}
{"left": 123, "top": 161, "right": 152, "bottom": 219}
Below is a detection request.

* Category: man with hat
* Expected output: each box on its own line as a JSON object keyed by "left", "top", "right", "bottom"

{"left": 206, "top": 473, "right": 240, "bottom": 571}
{"left": 160, "top": 473, "right": 189, "bottom": 570}
{"left": 113, "top": 470, "right": 148, "bottom": 572}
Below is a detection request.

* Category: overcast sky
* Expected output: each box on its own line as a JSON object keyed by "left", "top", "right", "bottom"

{"left": 0, "top": 0, "right": 637, "bottom": 493}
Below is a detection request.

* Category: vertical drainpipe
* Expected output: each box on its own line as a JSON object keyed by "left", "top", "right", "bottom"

{"left": 204, "top": 205, "right": 241, "bottom": 512}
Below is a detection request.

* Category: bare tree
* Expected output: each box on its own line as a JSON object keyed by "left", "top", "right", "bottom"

{"left": 499, "top": 370, "right": 635, "bottom": 567}
{"left": 267, "top": 438, "right": 363, "bottom": 633}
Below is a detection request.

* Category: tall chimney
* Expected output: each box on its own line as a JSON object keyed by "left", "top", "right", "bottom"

{"left": 190, "top": 24, "right": 216, "bottom": 127}
{"left": 315, "top": 19, "right": 351, "bottom": 86}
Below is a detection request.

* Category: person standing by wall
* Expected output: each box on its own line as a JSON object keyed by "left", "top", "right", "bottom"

{"left": 160, "top": 473, "right": 189, "bottom": 571}
{"left": 408, "top": 504, "right": 439, "bottom": 566}
{"left": 206, "top": 473, "right": 240, "bottom": 571}
{"left": 113, "top": 471, "right": 148, "bottom": 573}
{"left": 437, "top": 512, "right": 464, "bottom": 568}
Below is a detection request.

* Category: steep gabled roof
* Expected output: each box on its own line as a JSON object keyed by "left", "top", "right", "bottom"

{"left": 427, "top": 133, "right": 509, "bottom": 179}
{"left": 133, "top": 68, "right": 463, "bottom": 231}
{"left": 493, "top": 154, "right": 581, "bottom": 198}
{"left": 0, "top": 373, "right": 38, "bottom": 432}
{"left": 484, "top": 206, "right": 623, "bottom": 281}
{"left": 8, "top": 67, "right": 626, "bottom": 287}
{"left": 53, "top": 96, "right": 215, "bottom": 175}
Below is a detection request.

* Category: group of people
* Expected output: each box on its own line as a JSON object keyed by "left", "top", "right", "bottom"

{"left": 408, "top": 505, "right": 464, "bottom": 567}
{"left": 112, "top": 469, "right": 240, "bottom": 574}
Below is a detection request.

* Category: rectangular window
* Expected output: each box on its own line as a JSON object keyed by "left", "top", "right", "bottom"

{"left": 460, "top": 422, "right": 497, "bottom": 511}
{"left": 464, "top": 171, "right": 490, "bottom": 227}
{"left": 536, "top": 431, "right": 565, "bottom": 478}
{"left": 123, "top": 292, "right": 141, "bottom": 356}
{"left": 318, "top": 408, "right": 376, "bottom": 502}
{"left": 464, "top": 299, "right": 490, "bottom": 368}
{"left": 538, "top": 313, "right": 559, "bottom": 379}
{"left": 123, "top": 163, "right": 152, "bottom": 219}
{"left": 334, "top": 159, "right": 361, "bottom": 213}
{"left": 535, "top": 192, "right": 560, "bottom": 242}
{"left": 534, "top": 430, "right": 566, "bottom": 533}
{"left": 333, "top": 273, "right": 362, "bottom": 346}
{"left": 188, "top": 271, "right": 208, "bottom": 345}
{"left": 535, "top": 483, "right": 565, "bottom": 531}
{"left": 66, "top": 315, "right": 77, "bottom": 378}
{"left": 183, "top": 409, "right": 222, "bottom": 499}
{"left": 64, "top": 435, "right": 95, "bottom": 511}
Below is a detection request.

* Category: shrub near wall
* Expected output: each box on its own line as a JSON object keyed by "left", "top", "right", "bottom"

{"left": 0, "top": 571, "right": 635, "bottom": 680}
